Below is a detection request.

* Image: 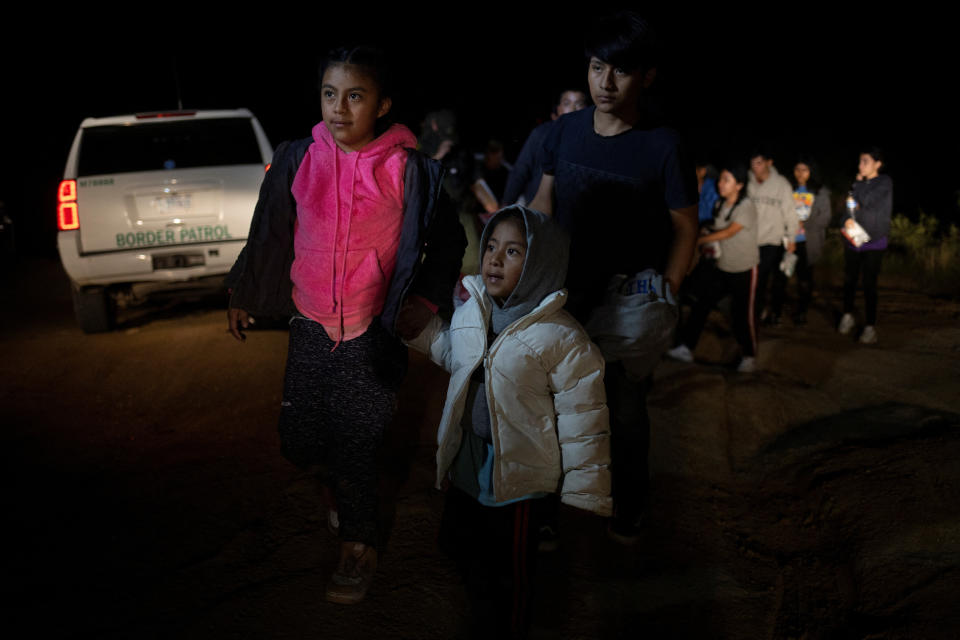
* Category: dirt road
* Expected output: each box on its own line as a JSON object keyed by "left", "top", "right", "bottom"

{"left": 2, "top": 258, "right": 958, "bottom": 639}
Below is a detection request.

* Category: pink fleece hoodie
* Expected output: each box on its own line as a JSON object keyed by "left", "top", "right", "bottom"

{"left": 290, "top": 122, "right": 417, "bottom": 344}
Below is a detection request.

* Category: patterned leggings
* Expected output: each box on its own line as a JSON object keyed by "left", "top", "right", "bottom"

{"left": 278, "top": 316, "right": 406, "bottom": 546}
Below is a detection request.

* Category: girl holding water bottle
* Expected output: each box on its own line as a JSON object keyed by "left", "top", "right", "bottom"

{"left": 837, "top": 146, "right": 892, "bottom": 344}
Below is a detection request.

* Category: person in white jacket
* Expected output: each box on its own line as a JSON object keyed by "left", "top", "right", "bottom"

{"left": 408, "top": 205, "right": 610, "bottom": 637}
{"left": 748, "top": 150, "right": 798, "bottom": 326}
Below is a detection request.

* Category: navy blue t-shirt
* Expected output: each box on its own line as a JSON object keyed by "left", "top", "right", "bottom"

{"left": 541, "top": 107, "right": 698, "bottom": 319}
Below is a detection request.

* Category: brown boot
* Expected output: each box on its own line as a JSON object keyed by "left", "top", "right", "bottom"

{"left": 325, "top": 542, "right": 377, "bottom": 604}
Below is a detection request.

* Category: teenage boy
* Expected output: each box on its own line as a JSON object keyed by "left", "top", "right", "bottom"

{"left": 503, "top": 89, "right": 590, "bottom": 206}
{"left": 530, "top": 11, "right": 699, "bottom": 542}
{"left": 747, "top": 149, "right": 797, "bottom": 326}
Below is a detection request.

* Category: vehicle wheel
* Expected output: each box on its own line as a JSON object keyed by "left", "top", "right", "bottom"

{"left": 0, "top": 215, "right": 14, "bottom": 268}
{"left": 71, "top": 285, "right": 114, "bottom": 333}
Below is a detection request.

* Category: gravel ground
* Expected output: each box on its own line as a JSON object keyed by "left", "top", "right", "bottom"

{"left": 2, "top": 257, "right": 958, "bottom": 639}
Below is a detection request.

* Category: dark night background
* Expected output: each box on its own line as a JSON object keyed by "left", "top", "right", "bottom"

{"left": 3, "top": 8, "right": 956, "bottom": 256}
{"left": 3, "top": 11, "right": 959, "bottom": 638}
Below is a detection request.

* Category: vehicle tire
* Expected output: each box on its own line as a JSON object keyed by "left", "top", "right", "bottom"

{"left": 0, "top": 215, "right": 14, "bottom": 268}
{"left": 71, "top": 285, "right": 114, "bottom": 333}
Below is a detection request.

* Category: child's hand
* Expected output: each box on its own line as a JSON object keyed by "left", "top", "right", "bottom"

{"left": 227, "top": 307, "right": 252, "bottom": 341}
{"left": 395, "top": 298, "right": 434, "bottom": 340}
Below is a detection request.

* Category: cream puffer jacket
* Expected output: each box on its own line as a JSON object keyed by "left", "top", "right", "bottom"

{"left": 408, "top": 274, "right": 612, "bottom": 516}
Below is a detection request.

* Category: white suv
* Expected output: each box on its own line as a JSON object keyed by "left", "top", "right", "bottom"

{"left": 58, "top": 109, "right": 272, "bottom": 332}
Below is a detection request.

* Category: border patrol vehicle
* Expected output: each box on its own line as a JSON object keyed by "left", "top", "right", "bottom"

{"left": 58, "top": 109, "right": 272, "bottom": 332}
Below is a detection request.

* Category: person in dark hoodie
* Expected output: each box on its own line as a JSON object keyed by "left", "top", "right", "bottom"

{"left": 407, "top": 206, "right": 611, "bottom": 638}
{"left": 838, "top": 146, "right": 893, "bottom": 344}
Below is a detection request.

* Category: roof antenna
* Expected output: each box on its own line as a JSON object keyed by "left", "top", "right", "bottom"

{"left": 173, "top": 53, "right": 184, "bottom": 110}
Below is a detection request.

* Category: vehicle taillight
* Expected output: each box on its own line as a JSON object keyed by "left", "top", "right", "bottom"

{"left": 265, "top": 163, "right": 271, "bottom": 172}
{"left": 58, "top": 179, "right": 79, "bottom": 230}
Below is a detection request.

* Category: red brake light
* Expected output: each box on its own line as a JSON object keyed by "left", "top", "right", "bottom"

{"left": 58, "top": 180, "right": 79, "bottom": 230}
{"left": 265, "top": 163, "right": 271, "bottom": 172}
{"left": 58, "top": 203, "right": 79, "bottom": 230}
{"left": 58, "top": 179, "right": 76, "bottom": 202}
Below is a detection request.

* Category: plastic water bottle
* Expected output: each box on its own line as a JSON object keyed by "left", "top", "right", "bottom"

{"left": 846, "top": 192, "right": 857, "bottom": 217}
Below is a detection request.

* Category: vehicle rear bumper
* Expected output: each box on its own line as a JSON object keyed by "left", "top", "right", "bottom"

{"left": 58, "top": 230, "right": 245, "bottom": 287}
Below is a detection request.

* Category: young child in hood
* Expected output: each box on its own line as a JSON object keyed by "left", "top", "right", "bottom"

{"left": 408, "top": 205, "right": 611, "bottom": 638}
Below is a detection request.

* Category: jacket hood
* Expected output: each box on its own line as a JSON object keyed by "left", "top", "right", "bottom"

{"left": 479, "top": 205, "right": 570, "bottom": 333}
{"left": 312, "top": 121, "right": 417, "bottom": 156}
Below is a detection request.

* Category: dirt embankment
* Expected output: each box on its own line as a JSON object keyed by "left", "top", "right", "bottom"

{"left": 2, "top": 258, "right": 958, "bottom": 639}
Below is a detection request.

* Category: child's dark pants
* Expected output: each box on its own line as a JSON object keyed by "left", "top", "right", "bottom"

{"left": 680, "top": 266, "right": 758, "bottom": 358}
{"left": 757, "top": 243, "right": 785, "bottom": 320}
{"left": 439, "top": 487, "right": 543, "bottom": 639}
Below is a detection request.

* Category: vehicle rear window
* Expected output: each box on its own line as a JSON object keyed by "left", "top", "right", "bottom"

{"left": 78, "top": 118, "right": 263, "bottom": 176}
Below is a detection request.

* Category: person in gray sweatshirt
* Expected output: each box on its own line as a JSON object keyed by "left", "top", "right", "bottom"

{"left": 748, "top": 149, "right": 798, "bottom": 326}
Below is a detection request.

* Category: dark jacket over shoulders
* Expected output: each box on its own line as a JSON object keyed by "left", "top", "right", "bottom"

{"left": 226, "top": 137, "right": 466, "bottom": 335}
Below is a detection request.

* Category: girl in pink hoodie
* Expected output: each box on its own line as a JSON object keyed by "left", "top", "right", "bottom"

{"left": 227, "top": 46, "right": 465, "bottom": 604}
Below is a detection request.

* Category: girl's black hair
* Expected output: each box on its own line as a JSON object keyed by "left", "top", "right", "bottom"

{"left": 583, "top": 11, "right": 659, "bottom": 72}
{"left": 320, "top": 45, "right": 393, "bottom": 99}
{"left": 718, "top": 162, "right": 750, "bottom": 207}
{"left": 789, "top": 155, "right": 823, "bottom": 192}
{"left": 860, "top": 145, "right": 884, "bottom": 166}
{"left": 319, "top": 45, "right": 394, "bottom": 136}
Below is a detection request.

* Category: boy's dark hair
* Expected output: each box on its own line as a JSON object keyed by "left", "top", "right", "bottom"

{"left": 584, "top": 11, "right": 659, "bottom": 72}
{"left": 749, "top": 144, "right": 775, "bottom": 162}
{"left": 790, "top": 155, "right": 824, "bottom": 192}
{"left": 861, "top": 145, "right": 884, "bottom": 165}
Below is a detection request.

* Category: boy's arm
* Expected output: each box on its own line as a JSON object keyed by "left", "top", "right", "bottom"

{"left": 529, "top": 173, "right": 555, "bottom": 216}
{"left": 471, "top": 179, "right": 500, "bottom": 214}
{"left": 664, "top": 205, "right": 699, "bottom": 295}
{"left": 548, "top": 333, "right": 612, "bottom": 516}
{"left": 502, "top": 127, "right": 542, "bottom": 206}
